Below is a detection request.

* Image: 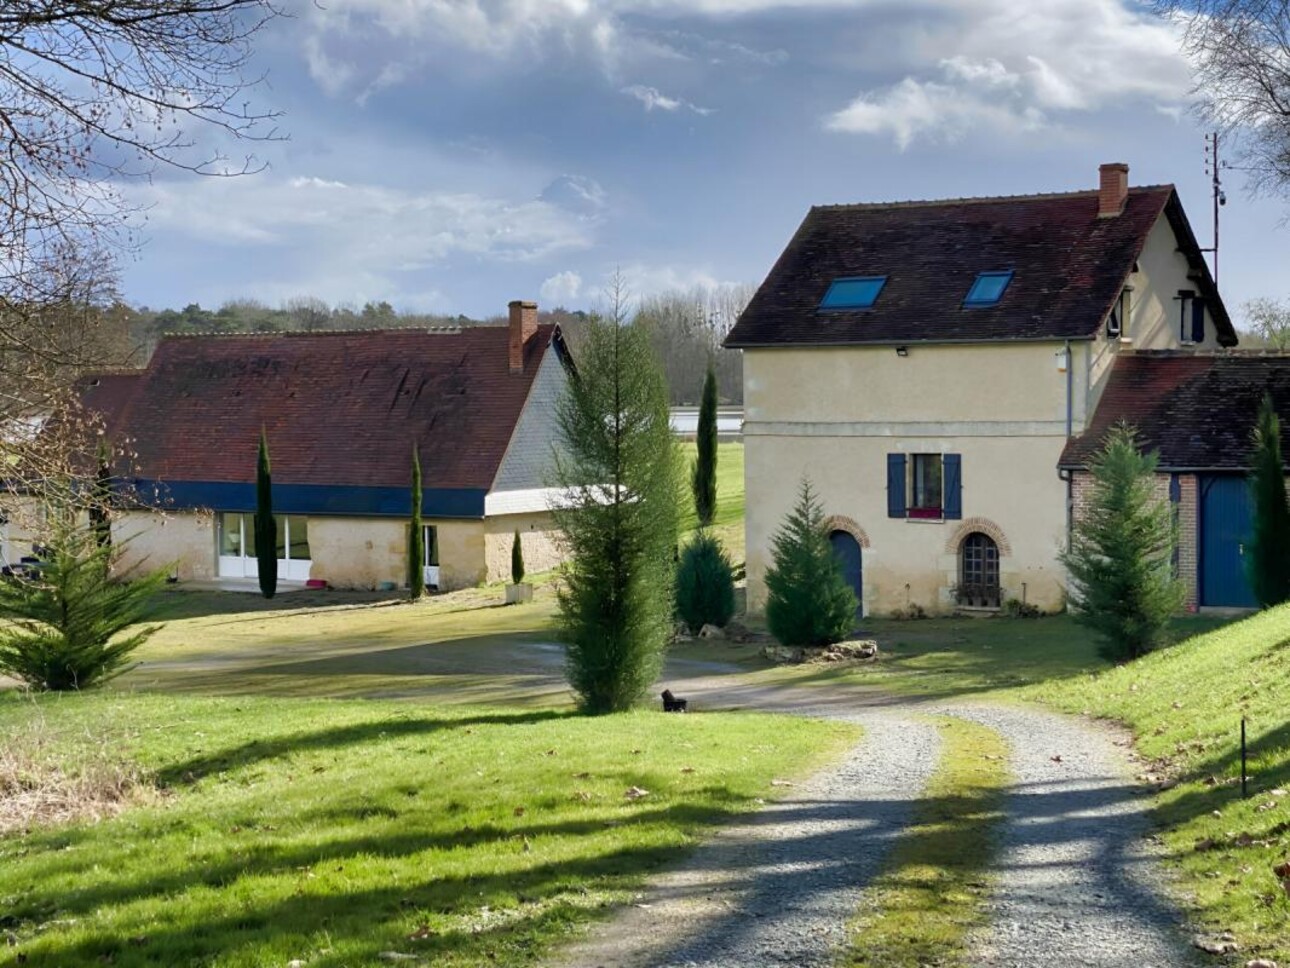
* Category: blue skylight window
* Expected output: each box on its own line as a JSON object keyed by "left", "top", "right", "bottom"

{"left": 964, "top": 271, "right": 1013, "bottom": 307}
{"left": 820, "top": 276, "right": 887, "bottom": 310}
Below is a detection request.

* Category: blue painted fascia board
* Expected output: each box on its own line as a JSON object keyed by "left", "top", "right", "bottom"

{"left": 127, "top": 479, "right": 487, "bottom": 519}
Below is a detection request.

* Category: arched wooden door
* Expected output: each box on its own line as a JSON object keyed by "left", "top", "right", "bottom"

{"left": 829, "top": 530, "right": 863, "bottom": 616}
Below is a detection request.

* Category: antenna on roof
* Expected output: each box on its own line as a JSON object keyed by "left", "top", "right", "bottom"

{"left": 1199, "top": 131, "right": 1225, "bottom": 286}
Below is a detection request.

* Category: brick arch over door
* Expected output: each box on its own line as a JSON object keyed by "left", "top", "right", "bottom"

{"left": 822, "top": 515, "right": 870, "bottom": 549}
{"left": 945, "top": 518, "right": 1012, "bottom": 557}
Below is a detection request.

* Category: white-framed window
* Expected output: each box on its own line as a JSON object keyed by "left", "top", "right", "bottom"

{"left": 1107, "top": 287, "right": 1131, "bottom": 340}
{"left": 422, "top": 524, "right": 439, "bottom": 588}
{"left": 218, "top": 512, "right": 311, "bottom": 581}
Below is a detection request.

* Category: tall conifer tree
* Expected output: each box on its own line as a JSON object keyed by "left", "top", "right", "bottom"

{"left": 255, "top": 429, "right": 277, "bottom": 599}
{"left": 552, "top": 282, "right": 680, "bottom": 714}
{"left": 1061, "top": 423, "right": 1183, "bottom": 661}
{"left": 1248, "top": 393, "right": 1290, "bottom": 607}
{"left": 409, "top": 444, "right": 425, "bottom": 599}
{"left": 692, "top": 361, "right": 719, "bottom": 527}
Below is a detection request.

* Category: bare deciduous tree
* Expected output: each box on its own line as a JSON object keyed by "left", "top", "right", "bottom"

{"left": 633, "top": 284, "right": 753, "bottom": 405}
{"left": 1243, "top": 296, "right": 1290, "bottom": 348}
{"left": 0, "top": 1, "right": 280, "bottom": 420}
{"left": 1160, "top": 0, "right": 1290, "bottom": 194}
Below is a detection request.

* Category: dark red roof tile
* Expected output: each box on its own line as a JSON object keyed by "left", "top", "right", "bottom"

{"left": 726, "top": 186, "right": 1235, "bottom": 347}
{"left": 81, "top": 326, "right": 559, "bottom": 490}
{"left": 1059, "top": 352, "right": 1290, "bottom": 470}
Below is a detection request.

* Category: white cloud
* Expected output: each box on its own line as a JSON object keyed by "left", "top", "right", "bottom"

{"left": 621, "top": 84, "right": 713, "bottom": 115}
{"left": 825, "top": 0, "right": 1192, "bottom": 147}
{"left": 540, "top": 270, "right": 584, "bottom": 304}
{"left": 132, "top": 175, "right": 596, "bottom": 305}
{"left": 540, "top": 174, "right": 608, "bottom": 215}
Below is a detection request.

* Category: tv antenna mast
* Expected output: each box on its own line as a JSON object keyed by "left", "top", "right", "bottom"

{"left": 1199, "top": 131, "right": 1227, "bottom": 286}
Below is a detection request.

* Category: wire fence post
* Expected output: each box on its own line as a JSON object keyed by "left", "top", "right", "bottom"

{"left": 1241, "top": 717, "right": 1248, "bottom": 800}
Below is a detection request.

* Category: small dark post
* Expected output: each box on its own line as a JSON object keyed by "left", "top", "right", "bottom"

{"left": 1241, "top": 717, "right": 1249, "bottom": 799}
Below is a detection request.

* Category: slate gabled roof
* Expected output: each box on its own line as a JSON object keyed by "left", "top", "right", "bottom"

{"left": 725, "top": 186, "right": 1236, "bottom": 348}
{"left": 1059, "top": 352, "right": 1290, "bottom": 471}
{"left": 80, "top": 325, "right": 562, "bottom": 491}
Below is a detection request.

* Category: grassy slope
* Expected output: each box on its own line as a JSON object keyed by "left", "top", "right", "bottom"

{"left": 676, "top": 440, "right": 744, "bottom": 564}
{"left": 1030, "top": 604, "right": 1290, "bottom": 961}
{"left": 0, "top": 691, "right": 855, "bottom": 968}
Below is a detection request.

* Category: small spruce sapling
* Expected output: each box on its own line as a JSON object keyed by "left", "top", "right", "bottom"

{"left": 1061, "top": 422, "right": 1183, "bottom": 661}
{"left": 764, "top": 478, "right": 857, "bottom": 648}
{"left": 676, "top": 531, "right": 735, "bottom": 634}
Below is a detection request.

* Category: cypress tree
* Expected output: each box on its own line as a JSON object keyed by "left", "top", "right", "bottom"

{"left": 409, "top": 445, "right": 425, "bottom": 599}
{"left": 1061, "top": 422, "right": 1183, "bottom": 661}
{"left": 255, "top": 429, "right": 277, "bottom": 600}
{"left": 551, "top": 301, "right": 680, "bottom": 714}
{"left": 1247, "top": 393, "right": 1290, "bottom": 607}
{"left": 691, "top": 361, "right": 719, "bottom": 527}
{"left": 764, "top": 478, "right": 857, "bottom": 647}
{"left": 511, "top": 529, "right": 525, "bottom": 585}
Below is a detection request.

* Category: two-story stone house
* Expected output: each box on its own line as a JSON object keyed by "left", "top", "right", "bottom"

{"left": 726, "top": 164, "right": 1240, "bottom": 616}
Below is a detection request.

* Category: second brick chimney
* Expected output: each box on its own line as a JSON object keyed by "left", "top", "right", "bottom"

{"left": 508, "top": 300, "right": 539, "bottom": 373}
{"left": 1098, "top": 162, "right": 1129, "bottom": 218}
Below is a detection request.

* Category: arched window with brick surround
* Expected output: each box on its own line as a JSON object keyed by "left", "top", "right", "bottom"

{"left": 959, "top": 532, "right": 1001, "bottom": 608}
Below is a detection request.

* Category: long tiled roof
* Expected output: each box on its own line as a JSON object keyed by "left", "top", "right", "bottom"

{"left": 79, "top": 325, "right": 562, "bottom": 491}
{"left": 1059, "top": 352, "right": 1290, "bottom": 470}
{"left": 725, "top": 186, "right": 1236, "bottom": 347}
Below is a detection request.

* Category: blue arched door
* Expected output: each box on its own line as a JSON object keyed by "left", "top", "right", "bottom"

{"left": 829, "top": 530, "right": 863, "bottom": 616}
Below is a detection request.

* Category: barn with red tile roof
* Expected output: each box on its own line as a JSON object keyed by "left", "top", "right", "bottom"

{"left": 78, "top": 301, "right": 573, "bottom": 591}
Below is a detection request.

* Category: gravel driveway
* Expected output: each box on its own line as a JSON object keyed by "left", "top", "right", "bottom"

{"left": 555, "top": 678, "right": 1200, "bottom": 968}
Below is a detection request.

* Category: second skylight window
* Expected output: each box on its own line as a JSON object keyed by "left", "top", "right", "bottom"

{"left": 964, "top": 271, "right": 1013, "bottom": 307}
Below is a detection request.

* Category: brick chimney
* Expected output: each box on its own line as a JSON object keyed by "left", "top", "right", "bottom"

{"left": 1098, "top": 162, "right": 1129, "bottom": 218}
{"left": 508, "top": 300, "right": 538, "bottom": 373}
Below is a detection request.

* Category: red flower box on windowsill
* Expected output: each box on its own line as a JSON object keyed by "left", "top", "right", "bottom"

{"left": 908, "top": 507, "right": 943, "bottom": 520}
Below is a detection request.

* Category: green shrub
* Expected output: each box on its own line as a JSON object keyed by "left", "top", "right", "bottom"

{"left": 0, "top": 529, "right": 167, "bottom": 691}
{"left": 1001, "top": 598, "right": 1041, "bottom": 619}
{"left": 765, "top": 478, "right": 857, "bottom": 647}
{"left": 1061, "top": 422, "right": 1183, "bottom": 662}
{"left": 676, "top": 532, "right": 735, "bottom": 634}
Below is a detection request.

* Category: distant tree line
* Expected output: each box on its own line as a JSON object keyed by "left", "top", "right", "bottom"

{"left": 75, "top": 283, "right": 751, "bottom": 407}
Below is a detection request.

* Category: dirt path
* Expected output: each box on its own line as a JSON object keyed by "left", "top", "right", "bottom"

{"left": 556, "top": 677, "right": 1200, "bottom": 968}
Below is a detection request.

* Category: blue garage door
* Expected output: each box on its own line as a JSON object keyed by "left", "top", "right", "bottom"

{"left": 829, "top": 530, "right": 863, "bottom": 617}
{"left": 1200, "top": 475, "right": 1257, "bottom": 608}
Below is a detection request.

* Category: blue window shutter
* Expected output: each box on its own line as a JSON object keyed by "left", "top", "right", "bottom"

{"left": 1191, "top": 298, "right": 1206, "bottom": 343}
{"left": 943, "top": 454, "right": 962, "bottom": 520}
{"left": 887, "top": 454, "right": 907, "bottom": 518}
{"left": 1169, "top": 473, "right": 1181, "bottom": 503}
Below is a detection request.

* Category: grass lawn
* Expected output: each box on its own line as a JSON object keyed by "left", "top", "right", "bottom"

{"left": 0, "top": 691, "right": 856, "bottom": 967}
{"left": 746, "top": 612, "right": 1232, "bottom": 701}
{"left": 124, "top": 587, "right": 569, "bottom": 704}
{"left": 676, "top": 440, "right": 744, "bottom": 564}
{"left": 1030, "top": 604, "right": 1290, "bottom": 962}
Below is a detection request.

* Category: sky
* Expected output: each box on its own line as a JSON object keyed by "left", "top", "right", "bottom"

{"left": 119, "top": 0, "right": 1289, "bottom": 326}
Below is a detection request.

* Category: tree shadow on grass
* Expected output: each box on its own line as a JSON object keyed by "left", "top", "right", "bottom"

{"left": 5, "top": 772, "right": 1200, "bottom": 968}
{"left": 154, "top": 707, "right": 566, "bottom": 786}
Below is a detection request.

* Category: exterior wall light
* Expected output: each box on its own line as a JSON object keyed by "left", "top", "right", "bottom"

{"left": 895, "top": 346, "right": 909, "bottom": 357}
